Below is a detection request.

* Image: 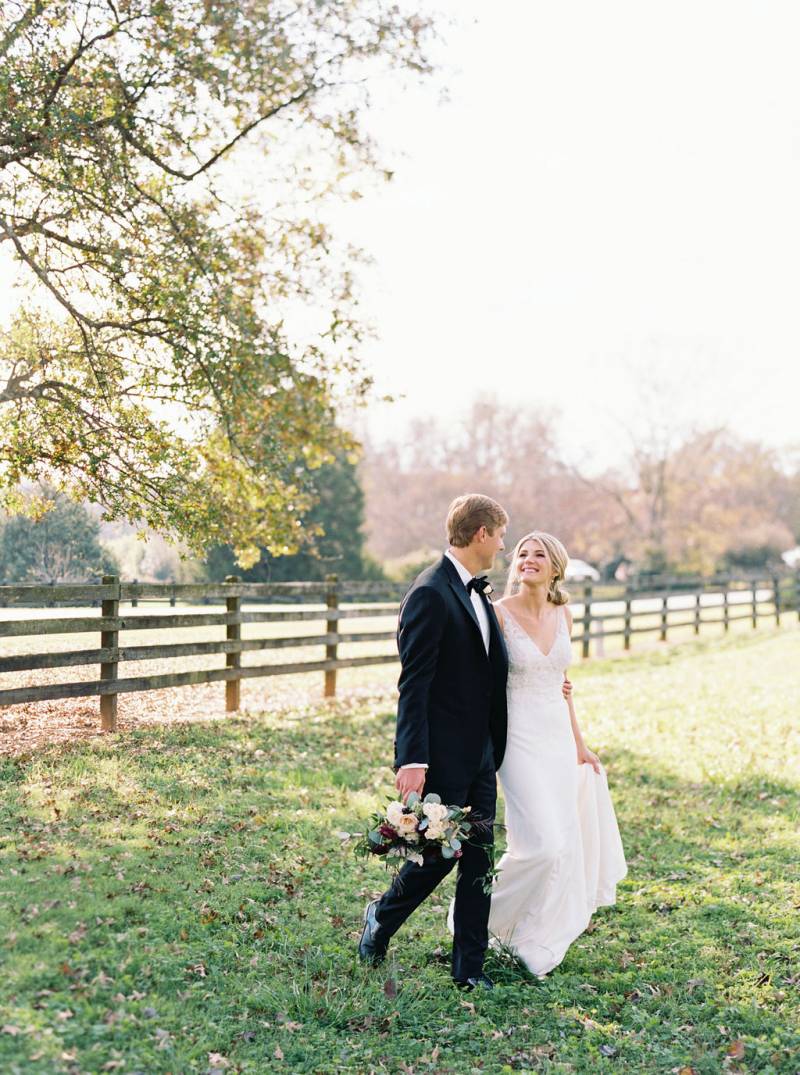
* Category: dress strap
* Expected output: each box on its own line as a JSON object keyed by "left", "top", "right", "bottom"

{"left": 498, "top": 603, "right": 528, "bottom": 643}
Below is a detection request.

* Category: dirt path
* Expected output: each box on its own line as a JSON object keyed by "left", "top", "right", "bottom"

{"left": 0, "top": 672, "right": 398, "bottom": 758}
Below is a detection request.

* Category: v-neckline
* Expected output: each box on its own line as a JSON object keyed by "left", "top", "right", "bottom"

{"left": 503, "top": 603, "right": 561, "bottom": 659}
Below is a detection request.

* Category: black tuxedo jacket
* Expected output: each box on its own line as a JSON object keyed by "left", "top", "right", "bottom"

{"left": 393, "top": 555, "right": 508, "bottom": 781}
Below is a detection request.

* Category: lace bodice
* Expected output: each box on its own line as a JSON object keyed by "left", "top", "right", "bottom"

{"left": 499, "top": 603, "right": 572, "bottom": 702}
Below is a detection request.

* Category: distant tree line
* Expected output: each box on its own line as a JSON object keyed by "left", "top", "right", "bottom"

{"left": 0, "top": 488, "right": 115, "bottom": 584}
{"left": 2, "top": 404, "right": 797, "bottom": 585}
{"left": 361, "top": 399, "right": 800, "bottom": 579}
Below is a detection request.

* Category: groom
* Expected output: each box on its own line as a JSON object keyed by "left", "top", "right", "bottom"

{"left": 358, "top": 493, "right": 510, "bottom": 989}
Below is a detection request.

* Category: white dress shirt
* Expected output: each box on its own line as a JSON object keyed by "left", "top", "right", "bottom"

{"left": 401, "top": 550, "right": 492, "bottom": 771}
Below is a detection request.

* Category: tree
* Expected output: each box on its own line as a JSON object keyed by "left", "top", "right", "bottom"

{"left": 0, "top": 1, "right": 432, "bottom": 565}
{"left": 206, "top": 452, "right": 383, "bottom": 581}
{"left": 0, "top": 487, "right": 116, "bottom": 582}
{"left": 362, "top": 399, "right": 579, "bottom": 562}
{"left": 362, "top": 394, "right": 797, "bottom": 579}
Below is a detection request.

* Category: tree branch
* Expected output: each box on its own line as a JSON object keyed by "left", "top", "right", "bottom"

{"left": 0, "top": 1, "right": 46, "bottom": 60}
{"left": 117, "top": 83, "right": 315, "bottom": 181}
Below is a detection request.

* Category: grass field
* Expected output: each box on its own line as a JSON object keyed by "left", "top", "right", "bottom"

{"left": 0, "top": 627, "right": 798, "bottom": 1074}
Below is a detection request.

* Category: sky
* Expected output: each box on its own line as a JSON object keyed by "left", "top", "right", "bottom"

{"left": 2, "top": 0, "right": 799, "bottom": 475}
{"left": 331, "top": 0, "right": 800, "bottom": 471}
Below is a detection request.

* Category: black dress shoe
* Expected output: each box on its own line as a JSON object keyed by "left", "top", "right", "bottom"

{"left": 358, "top": 899, "right": 389, "bottom": 965}
{"left": 453, "top": 973, "right": 495, "bottom": 991}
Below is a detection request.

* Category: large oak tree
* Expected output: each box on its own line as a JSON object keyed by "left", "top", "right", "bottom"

{"left": 0, "top": 0, "right": 431, "bottom": 565}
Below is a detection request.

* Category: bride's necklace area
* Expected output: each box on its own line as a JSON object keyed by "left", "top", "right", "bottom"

{"left": 509, "top": 598, "right": 559, "bottom": 652}
{"left": 513, "top": 605, "right": 557, "bottom": 628}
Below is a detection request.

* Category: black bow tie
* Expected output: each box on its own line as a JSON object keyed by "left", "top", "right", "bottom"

{"left": 467, "top": 575, "right": 493, "bottom": 596}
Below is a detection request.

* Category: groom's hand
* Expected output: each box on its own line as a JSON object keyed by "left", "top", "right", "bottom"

{"left": 395, "top": 766, "right": 426, "bottom": 802}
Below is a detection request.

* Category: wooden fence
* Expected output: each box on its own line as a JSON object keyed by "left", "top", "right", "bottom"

{"left": 0, "top": 571, "right": 796, "bottom": 730}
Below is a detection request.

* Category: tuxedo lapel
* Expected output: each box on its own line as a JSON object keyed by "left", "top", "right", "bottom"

{"left": 484, "top": 595, "right": 508, "bottom": 666}
{"left": 439, "top": 556, "right": 485, "bottom": 646}
{"left": 449, "top": 577, "right": 483, "bottom": 636}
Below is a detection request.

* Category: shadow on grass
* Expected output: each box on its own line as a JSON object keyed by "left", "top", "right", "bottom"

{"left": 0, "top": 701, "right": 797, "bottom": 1073}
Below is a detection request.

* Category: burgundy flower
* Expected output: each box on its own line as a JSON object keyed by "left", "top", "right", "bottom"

{"left": 379, "top": 824, "right": 397, "bottom": 839}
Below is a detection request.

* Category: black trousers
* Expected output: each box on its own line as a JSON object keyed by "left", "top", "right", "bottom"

{"left": 375, "top": 743, "right": 497, "bottom": 980}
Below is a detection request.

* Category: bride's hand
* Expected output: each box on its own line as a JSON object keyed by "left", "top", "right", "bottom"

{"left": 561, "top": 677, "right": 573, "bottom": 700}
{"left": 577, "top": 743, "right": 601, "bottom": 773}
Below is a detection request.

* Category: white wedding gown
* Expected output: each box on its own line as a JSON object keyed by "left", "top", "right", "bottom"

{"left": 450, "top": 603, "right": 627, "bottom": 976}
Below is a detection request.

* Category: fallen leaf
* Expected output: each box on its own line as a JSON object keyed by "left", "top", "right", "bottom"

{"left": 383, "top": 977, "right": 398, "bottom": 999}
{"left": 1, "top": 1026, "right": 21, "bottom": 1036}
{"left": 208, "top": 1053, "right": 229, "bottom": 1068}
{"left": 579, "top": 1014, "right": 603, "bottom": 1030}
{"left": 274, "top": 1044, "right": 284, "bottom": 1060}
{"left": 727, "top": 1041, "right": 746, "bottom": 1059}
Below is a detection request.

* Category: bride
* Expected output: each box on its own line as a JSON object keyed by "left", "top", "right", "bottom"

{"left": 477, "top": 530, "right": 626, "bottom": 976}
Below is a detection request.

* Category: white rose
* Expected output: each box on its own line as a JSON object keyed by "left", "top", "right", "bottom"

{"left": 423, "top": 803, "right": 449, "bottom": 824}
{"left": 425, "top": 822, "right": 444, "bottom": 841}
{"left": 386, "top": 801, "right": 406, "bottom": 827}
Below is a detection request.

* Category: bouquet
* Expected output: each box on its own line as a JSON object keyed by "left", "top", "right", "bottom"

{"left": 353, "top": 792, "right": 473, "bottom": 869}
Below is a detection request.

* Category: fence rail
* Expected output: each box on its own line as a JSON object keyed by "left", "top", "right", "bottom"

{"left": 0, "top": 571, "right": 796, "bottom": 730}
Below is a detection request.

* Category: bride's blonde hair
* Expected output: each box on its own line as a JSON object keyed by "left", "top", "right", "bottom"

{"left": 505, "top": 531, "right": 570, "bottom": 605}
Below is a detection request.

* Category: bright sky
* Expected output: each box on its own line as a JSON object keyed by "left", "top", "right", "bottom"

{"left": 3, "top": 0, "right": 799, "bottom": 475}
{"left": 335, "top": 0, "right": 800, "bottom": 471}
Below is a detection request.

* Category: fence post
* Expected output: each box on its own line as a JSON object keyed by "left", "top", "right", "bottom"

{"left": 131, "top": 578, "right": 138, "bottom": 608}
{"left": 623, "top": 586, "right": 632, "bottom": 651}
{"left": 773, "top": 575, "right": 781, "bottom": 626}
{"left": 99, "top": 574, "right": 120, "bottom": 732}
{"left": 581, "top": 583, "right": 592, "bottom": 659}
{"left": 796, "top": 569, "right": 800, "bottom": 623}
{"left": 225, "top": 575, "right": 241, "bottom": 712}
{"left": 325, "top": 574, "right": 339, "bottom": 698}
{"left": 660, "top": 591, "right": 669, "bottom": 642}
{"left": 694, "top": 591, "right": 701, "bottom": 635}
{"left": 723, "top": 585, "right": 729, "bottom": 632}
{"left": 169, "top": 585, "right": 176, "bottom": 608}
{"left": 752, "top": 579, "right": 758, "bottom": 628}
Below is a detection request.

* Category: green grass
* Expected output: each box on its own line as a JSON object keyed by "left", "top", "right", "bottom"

{"left": 0, "top": 627, "right": 798, "bottom": 1074}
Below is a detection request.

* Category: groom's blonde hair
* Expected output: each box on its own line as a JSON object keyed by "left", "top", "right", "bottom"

{"left": 446, "top": 494, "right": 508, "bottom": 548}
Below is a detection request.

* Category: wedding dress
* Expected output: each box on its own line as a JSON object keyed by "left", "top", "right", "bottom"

{"left": 475, "top": 603, "right": 627, "bottom": 976}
